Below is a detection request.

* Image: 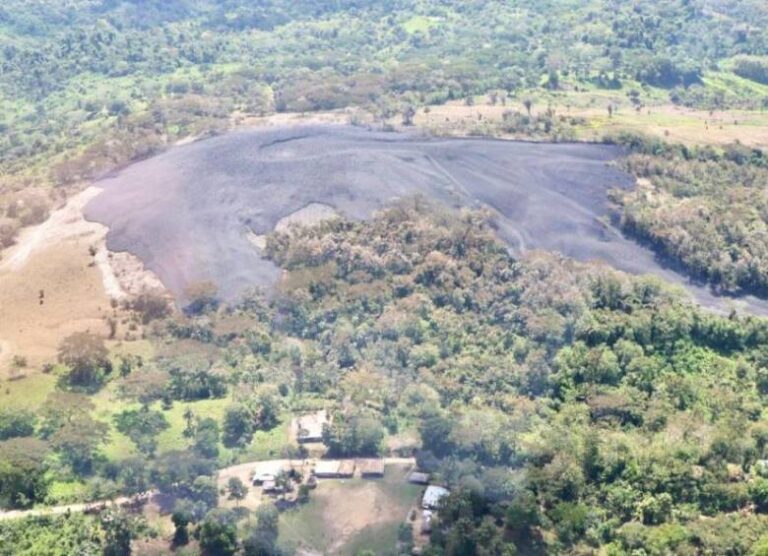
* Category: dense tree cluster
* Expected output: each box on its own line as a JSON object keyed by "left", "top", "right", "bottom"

{"left": 733, "top": 55, "right": 768, "bottom": 85}
{"left": 0, "top": 513, "right": 132, "bottom": 555}
{"left": 611, "top": 134, "right": 768, "bottom": 295}
{"left": 262, "top": 204, "right": 768, "bottom": 553}
{"left": 0, "top": 0, "right": 767, "bottom": 198}
{"left": 8, "top": 202, "right": 768, "bottom": 552}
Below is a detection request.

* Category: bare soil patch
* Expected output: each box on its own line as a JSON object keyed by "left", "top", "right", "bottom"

{"left": 0, "top": 188, "right": 165, "bottom": 377}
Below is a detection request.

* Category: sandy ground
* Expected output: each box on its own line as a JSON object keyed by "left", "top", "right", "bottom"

{"left": 0, "top": 188, "right": 165, "bottom": 376}
{"left": 0, "top": 188, "right": 113, "bottom": 374}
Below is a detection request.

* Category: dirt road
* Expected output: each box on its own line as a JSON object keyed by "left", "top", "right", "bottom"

{"left": 0, "top": 456, "right": 416, "bottom": 521}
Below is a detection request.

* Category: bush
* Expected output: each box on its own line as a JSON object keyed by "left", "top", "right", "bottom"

{"left": 732, "top": 56, "right": 768, "bottom": 85}
{"left": 0, "top": 410, "right": 36, "bottom": 440}
{"left": 0, "top": 217, "right": 20, "bottom": 248}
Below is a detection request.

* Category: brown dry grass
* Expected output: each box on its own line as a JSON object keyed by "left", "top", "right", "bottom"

{"left": 0, "top": 240, "right": 112, "bottom": 374}
{"left": 0, "top": 189, "right": 131, "bottom": 377}
{"left": 409, "top": 100, "right": 768, "bottom": 149}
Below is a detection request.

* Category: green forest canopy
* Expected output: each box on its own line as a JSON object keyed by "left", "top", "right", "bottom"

{"left": 1, "top": 0, "right": 767, "bottom": 187}
{"left": 5, "top": 204, "right": 768, "bottom": 553}
{"left": 2, "top": 1, "right": 768, "bottom": 553}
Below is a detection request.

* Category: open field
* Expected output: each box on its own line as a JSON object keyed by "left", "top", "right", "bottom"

{"left": 0, "top": 189, "right": 116, "bottom": 377}
{"left": 0, "top": 185, "right": 166, "bottom": 388}
{"left": 412, "top": 98, "right": 768, "bottom": 149}
{"left": 278, "top": 463, "right": 420, "bottom": 555}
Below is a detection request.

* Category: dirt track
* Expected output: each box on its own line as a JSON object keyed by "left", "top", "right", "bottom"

{"left": 0, "top": 457, "right": 415, "bottom": 521}
{"left": 85, "top": 124, "right": 768, "bottom": 315}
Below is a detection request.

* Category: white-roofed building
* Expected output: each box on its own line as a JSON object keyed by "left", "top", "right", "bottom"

{"left": 422, "top": 485, "right": 450, "bottom": 509}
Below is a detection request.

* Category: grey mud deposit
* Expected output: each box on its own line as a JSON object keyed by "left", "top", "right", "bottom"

{"left": 85, "top": 125, "right": 768, "bottom": 315}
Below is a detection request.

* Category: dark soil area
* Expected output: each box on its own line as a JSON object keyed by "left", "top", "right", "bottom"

{"left": 84, "top": 125, "right": 768, "bottom": 315}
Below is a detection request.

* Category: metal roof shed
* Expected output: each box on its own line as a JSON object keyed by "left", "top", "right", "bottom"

{"left": 422, "top": 485, "right": 450, "bottom": 509}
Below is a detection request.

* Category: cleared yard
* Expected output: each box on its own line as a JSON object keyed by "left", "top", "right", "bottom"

{"left": 278, "top": 463, "right": 420, "bottom": 555}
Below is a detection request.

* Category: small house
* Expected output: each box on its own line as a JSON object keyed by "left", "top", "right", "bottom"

{"left": 314, "top": 460, "right": 340, "bottom": 478}
{"left": 252, "top": 461, "right": 290, "bottom": 485}
{"left": 422, "top": 486, "right": 450, "bottom": 510}
{"left": 408, "top": 472, "right": 430, "bottom": 485}
{"left": 296, "top": 411, "right": 327, "bottom": 443}
{"left": 338, "top": 460, "right": 356, "bottom": 478}
{"left": 421, "top": 510, "right": 433, "bottom": 534}
{"left": 262, "top": 480, "right": 283, "bottom": 494}
{"left": 253, "top": 473, "right": 275, "bottom": 486}
{"left": 358, "top": 459, "right": 385, "bottom": 478}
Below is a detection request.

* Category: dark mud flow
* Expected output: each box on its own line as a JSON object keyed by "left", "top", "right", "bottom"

{"left": 85, "top": 125, "right": 768, "bottom": 315}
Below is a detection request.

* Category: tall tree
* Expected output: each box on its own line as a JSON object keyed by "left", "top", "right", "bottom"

{"left": 58, "top": 332, "right": 111, "bottom": 390}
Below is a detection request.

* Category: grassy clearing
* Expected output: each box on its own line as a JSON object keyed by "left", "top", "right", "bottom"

{"left": 402, "top": 15, "right": 440, "bottom": 34}
{"left": 278, "top": 464, "right": 420, "bottom": 554}
{"left": 46, "top": 480, "right": 88, "bottom": 505}
{"left": 343, "top": 521, "right": 404, "bottom": 556}
{"left": 416, "top": 88, "right": 768, "bottom": 149}
{"left": 0, "top": 372, "right": 56, "bottom": 411}
{"left": 93, "top": 382, "right": 291, "bottom": 463}
{"left": 238, "top": 417, "right": 293, "bottom": 462}
{"left": 703, "top": 70, "right": 768, "bottom": 99}
{"left": 95, "top": 391, "right": 234, "bottom": 461}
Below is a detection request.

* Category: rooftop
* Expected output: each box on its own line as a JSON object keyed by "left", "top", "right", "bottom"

{"left": 296, "top": 411, "right": 328, "bottom": 442}
{"left": 252, "top": 461, "right": 290, "bottom": 479}
{"left": 422, "top": 486, "right": 450, "bottom": 509}
{"left": 358, "top": 459, "right": 385, "bottom": 476}
{"left": 409, "top": 472, "right": 430, "bottom": 484}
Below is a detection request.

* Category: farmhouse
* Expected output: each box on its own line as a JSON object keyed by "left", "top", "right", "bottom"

{"left": 408, "top": 472, "right": 430, "bottom": 485}
{"left": 358, "top": 458, "right": 385, "bottom": 478}
{"left": 252, "top": 461, "right": 290, "bottom": 485}
{"left": 262, "top": 479, "right": 286, "bottom": 495}
{"left": 421, "top": 510, "right": 433, "bottom": 534}
{"left": 422, "top": 486, "right": 450, "bottom": 509}
{"left": 296, "top": 411, "right": 327, "bottom": 443}
{"left": 314, "top": 460, "right": 356, "bottom": 478}
{"left": 338, "top": 460, "right": 356, "bottom": 478}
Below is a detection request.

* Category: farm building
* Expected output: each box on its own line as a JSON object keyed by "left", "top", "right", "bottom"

{"left": 358, "top": 459, "right": 385, "bottom": 478}
{"left": 408, "top": 472, "right": 430, "bottom": 485}
{"left": 338, "top": 460, "right": 356, "bottom": 477}
{"left": 421, "top": 510, "right": 433, "bottom": 534}
{"left": 314, "top": 460, "right": 356, "bottom": 478}
{"left": 422, "top": 486, "right": 450, "bottom": 509}
{"left": 296, "top": 411, "right": 327, "bottom": 443}
{"left": 252, "top": 461, "right": 291, "bottom": 485}
{"left": 262, "top": 479, "right": 286, "bottom": 495}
